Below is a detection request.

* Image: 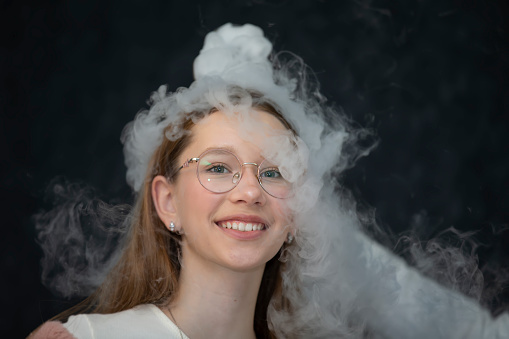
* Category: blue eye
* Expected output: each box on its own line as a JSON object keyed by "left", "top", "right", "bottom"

{"left": 207, "top": 164, "right": 230, "bottom": 174}
{"left": 260, "top": 168, "right": 282, "bottom": 179}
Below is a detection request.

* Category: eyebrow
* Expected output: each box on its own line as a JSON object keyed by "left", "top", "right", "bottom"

{"left": 200, "top": 145, "right": 239, "bottom": 155}
{"left": 192, "top": 145, "right": 267, "bottom": 164}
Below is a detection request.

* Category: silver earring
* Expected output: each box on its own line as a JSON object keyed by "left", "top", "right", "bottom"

{"left": 169, "top": 221, "right": 176, "bottom": 232}
{"left": 286, "top": 232, "right": 294, "bottom": 244}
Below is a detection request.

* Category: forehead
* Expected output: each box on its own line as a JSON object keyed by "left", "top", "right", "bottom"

{"left": 197, "top": 109, "right": 287, "bottom": 131}
{"left": 186, "top": 110, "right": 288, "bottom": 155}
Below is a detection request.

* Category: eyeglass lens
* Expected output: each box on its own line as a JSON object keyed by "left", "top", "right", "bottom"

{"left": 196, "top": 150, "right": 291, "bottom": 198}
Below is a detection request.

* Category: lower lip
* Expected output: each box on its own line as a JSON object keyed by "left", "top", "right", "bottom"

{"left": 215, "top": 223, "right": 266, "bottom": 240}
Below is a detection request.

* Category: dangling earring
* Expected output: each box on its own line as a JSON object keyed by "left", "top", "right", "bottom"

{"left": 286, "top": 232, "right": 294, "bottom": 244}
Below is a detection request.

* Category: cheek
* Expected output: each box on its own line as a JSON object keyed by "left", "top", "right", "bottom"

{"left": 177, "top": 176, "right": 221, "bottom": 225}
{"left": 273, "top": 199, "right": 293, "bottom": 227}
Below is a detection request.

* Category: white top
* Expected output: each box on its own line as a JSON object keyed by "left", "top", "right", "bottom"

{"left": 63, "top": 304, "right": 189, "bottom": 339}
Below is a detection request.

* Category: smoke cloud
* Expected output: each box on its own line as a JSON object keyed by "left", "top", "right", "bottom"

{"left": 35, "top": 178, "right": 130, "bottom": 298}
{"left": 35, "top": 22, "right": 509, "bottom": 338}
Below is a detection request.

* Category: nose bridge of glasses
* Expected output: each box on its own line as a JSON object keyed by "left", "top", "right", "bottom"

{"left": 241, "top": 162, "right": 259, "bottom": 168}
{"left": 242, "top": 162, "right": 261, "bottom": 176}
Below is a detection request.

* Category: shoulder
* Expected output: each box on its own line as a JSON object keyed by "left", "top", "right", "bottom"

{"left": 27, "top": 321, "right": 77, "bottom": 339}
{"left": 63, "top": 304, "right": 185, "bottom": 339}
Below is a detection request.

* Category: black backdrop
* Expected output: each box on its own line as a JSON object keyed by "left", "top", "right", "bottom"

{"left": 2, "top": 0, "right": 509, "bottom": 337}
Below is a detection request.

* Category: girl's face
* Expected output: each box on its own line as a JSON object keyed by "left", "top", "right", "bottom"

{"left": 171, "top": 110, "right": 291, "bottom": 273}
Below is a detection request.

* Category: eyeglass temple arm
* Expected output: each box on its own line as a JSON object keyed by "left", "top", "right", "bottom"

{"left": 178, "top": 157, "right": 200, "bottom": 171}
{"left": 169, "top": 157, "right": 200, "bottom": 179}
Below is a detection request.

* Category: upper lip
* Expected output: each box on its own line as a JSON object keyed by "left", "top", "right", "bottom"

{"left": 215, "top": 214, "right": 270, "bottom": 227}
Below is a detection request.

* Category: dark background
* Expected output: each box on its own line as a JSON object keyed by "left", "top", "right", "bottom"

{"left": 2, "top": 0, "right": 509, "bottom": 337}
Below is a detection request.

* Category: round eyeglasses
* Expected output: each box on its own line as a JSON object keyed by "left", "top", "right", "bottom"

{"left": 175, "top": 149, "right": 292, "bottom": 199}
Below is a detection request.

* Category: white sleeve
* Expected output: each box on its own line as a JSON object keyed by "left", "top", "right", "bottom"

{"left": 61, "top": 305, "right": 185, "bottom": 339}
{"left": 64, "top": 314, "right": 94, "bottom": 339}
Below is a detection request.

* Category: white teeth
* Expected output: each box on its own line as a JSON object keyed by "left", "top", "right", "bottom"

{"left": 218, "top": 221, "right": 264, "bottom": 232}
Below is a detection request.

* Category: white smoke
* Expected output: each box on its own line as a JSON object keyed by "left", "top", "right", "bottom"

{"left": 35, "top": 179, "right": 130, "bottom": 298}
{"left": 36, "top": 23, "right": 509, "bottom": 338}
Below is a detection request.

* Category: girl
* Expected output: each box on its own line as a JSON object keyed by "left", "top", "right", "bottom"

{"left": 31, "top": 23, "right": 509, "bottom": 339}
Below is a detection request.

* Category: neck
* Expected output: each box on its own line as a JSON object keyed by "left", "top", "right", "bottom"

{"left": 162, "top": 247, "right": 265, "bottom": 339}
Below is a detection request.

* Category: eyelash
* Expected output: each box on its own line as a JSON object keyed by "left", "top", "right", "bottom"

{"left": 260, "top": 168, "right": 282, "bottom": 178}
{"left": 206, "top": 163, "right": 231, "bottom": 174}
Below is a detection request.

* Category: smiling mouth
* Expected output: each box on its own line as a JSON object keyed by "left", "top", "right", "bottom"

{"left": 217, "top": 221, "right": 266, "bottom": 232}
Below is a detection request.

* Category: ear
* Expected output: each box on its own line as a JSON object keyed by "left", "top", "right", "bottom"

{"left": 286, "top": 215, "right": 296, "bottom": 238}
{"left": 152, "top": 175, "right": 179, "bottom": 231}
{"left": 285, "top": 219, "right": 297, "bottom": 245}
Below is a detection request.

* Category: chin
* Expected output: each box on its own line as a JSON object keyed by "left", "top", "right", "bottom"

{"left": 221, "top": 248, "right": 281, "bottom": 272}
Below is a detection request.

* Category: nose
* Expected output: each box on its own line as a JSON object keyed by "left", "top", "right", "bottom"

{"left": 228, "top": 165, "right": 266, "bottom": 206}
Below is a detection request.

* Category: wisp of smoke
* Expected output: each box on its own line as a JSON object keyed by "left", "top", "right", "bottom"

{"left": 35, "top": 178, "right": 130, "bottom": 298}
{"left": 35, "top": 23, "right": 509, "bottom": 338}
